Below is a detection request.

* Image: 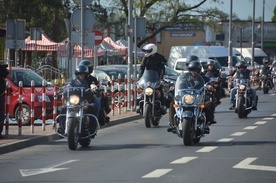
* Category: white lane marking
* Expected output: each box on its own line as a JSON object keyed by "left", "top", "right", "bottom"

{"left": 217, "top": 138, "right": 234, "bottom": 142}
{"left": 196, "top": 146, "right": 218, "bottom": 152}
{"left": 20, "top": 159, "right": 79, "bottom": 177}
{"left": 262, "top": 117, "right": 274, "bottom": 120}
{"left": 230, "top": 132, "right": 247, "bottom": 136}
{"left": 271, "top": 114, "right": 276, "bottom": 117}
{"left": 170, "top": 157, "right": 198, "bottom": 164}
{"left": 233, "top": 157, "right": 276, "bottom": 172}
{"left": 142, "top": 169, "right": 173, "bottom": 178}
{"left": 243, "top": 126, "right": 257, "bottom": 130}
{"left": 254, "top": 121, "right": 267, "bottom": 125}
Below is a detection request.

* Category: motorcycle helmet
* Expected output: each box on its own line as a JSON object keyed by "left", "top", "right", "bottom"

{"left": 263, "top": 58, "right": 269, "bottom": 65}
{"left": 207, "top": 60, "right": 215, "bottom": 66}
{"left": 142, "top": 43, "right": 157, "bottom": 57}
{"left": 79, "top": 60, "right": 94, "bottom": 73}
{"left": 235, "top": 61, "right": 247, "bottom": 68}
{"left": 75, "top": 65, "right": 89, "bottom": 75}
{"left": 186, "top": 55, "right": 200, "bottom": 66}
{"left": 188, "top": 61, "right": 202, "bottom": 73}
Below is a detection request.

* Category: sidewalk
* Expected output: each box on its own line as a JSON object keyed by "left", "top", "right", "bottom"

{"left": 0, "top": 110, "right": 141, "bottom": 155}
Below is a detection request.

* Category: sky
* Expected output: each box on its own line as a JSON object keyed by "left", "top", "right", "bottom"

{"left": 199, "top": 0, "right": 276, "bottom": 21}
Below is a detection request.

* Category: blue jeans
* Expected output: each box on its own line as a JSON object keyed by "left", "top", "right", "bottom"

{"left": 92, "top": 97, "right": 101, "bottom": 117}
{"left": 230, "top": 88, "right": 257, "bottom": 107}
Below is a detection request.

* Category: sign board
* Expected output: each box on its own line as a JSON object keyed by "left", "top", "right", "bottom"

{"left": 30, "top": 28, "right": 42, "bottom": 40}
{"left": 92, "top": 30, "right": 103, "bottom": 45}
{"left": 71, "top": 8, "right": 95, "bottom": 30}
{"left": 134, "top": 17, "right": 146, "bottom": 37}
{"left": 6, "top": 20, "right": 25, "bottom": 40}
{"left": 5, "top": 39, "right": 25, "bottom": 49}
{"left": 71, "top": 31, "right": 95, "bottom": 46}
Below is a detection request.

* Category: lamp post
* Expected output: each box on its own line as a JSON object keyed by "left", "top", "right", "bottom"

{"left": 228, "top": 0, "right": 233, "bottom": 90}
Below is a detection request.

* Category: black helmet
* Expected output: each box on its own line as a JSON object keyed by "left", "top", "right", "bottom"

{"left": 235, "top": 61, "right": 247, "bottom": 68}
{"left": 207, "top": 60, "right": 215, "bottom": 66}
{"left": 186, "top": 55, "right": 200, "bottom": 66}
{"left": 263, "top": 58, "right": 269, "bottom": 64}
{"left": 79, "top": 60, "right": 93, "bottom": 73}
{"left": 75, "top": 65, "right": 89, "bottom": 75}
{"left": 188, "top": 61, "right": 202, "bottom": 73}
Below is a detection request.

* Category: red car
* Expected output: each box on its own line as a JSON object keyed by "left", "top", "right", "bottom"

{"left": 6, "top": 67, "right": 59, "bottom": 125}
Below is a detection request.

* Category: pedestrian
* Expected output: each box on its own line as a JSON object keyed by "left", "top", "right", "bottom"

{"left": 0, "top": 61, "right": 11, "bottom": 139}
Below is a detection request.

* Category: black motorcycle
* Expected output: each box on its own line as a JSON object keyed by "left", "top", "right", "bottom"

{"left": 260, "top": 72, "right": 273, "bottom": 94}
{"left": 136, "top": 70, "right": 166, "bottom": 128}
{"left": 54, "top": 87, "right": 100, "bottom": 150}
{"left": 205, "top": 77, "right": 221, "bottom": 108}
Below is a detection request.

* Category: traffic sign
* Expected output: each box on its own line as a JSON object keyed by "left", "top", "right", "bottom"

{"left": 71, "top": 8, "right": 95, "bottom": 30}
{"left": 92, "top": 30, "right": 103, "bottom": 45}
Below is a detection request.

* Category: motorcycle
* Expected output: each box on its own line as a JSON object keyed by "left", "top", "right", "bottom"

{"left": 259, "top": 71, "right": 274, "bottom": 94}
{"left": 136, "top": 70, "right": 166, "bottom": 128}
{"left": 54, "top": 87, "right": 100, "bottom": 150}
{"left": 233, "top": 78, "right": 254, "bottom": 118}
{"left": 272, "top": 67, "right": 276, "bottom": 93}
{"left": 168, "top": 72, "right": 208, "bottom": 146}
{"left": 205, "top": 77, "right": 221, "bottom": 108}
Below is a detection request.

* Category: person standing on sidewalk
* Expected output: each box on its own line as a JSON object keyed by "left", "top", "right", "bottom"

{"left": 0, "top": 61, "right": 11, "bottom": 139}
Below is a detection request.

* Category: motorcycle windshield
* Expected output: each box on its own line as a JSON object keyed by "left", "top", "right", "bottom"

{"left": 175, "top": 72, "right": 205, "bottom": 92}
{"left": 138, "top": 70, "right": 161, "bottom": 89}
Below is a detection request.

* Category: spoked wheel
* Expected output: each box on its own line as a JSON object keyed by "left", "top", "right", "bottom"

{"left": 15, "top": 104, "right": 31, "bottom": 125}
{"left": 114, "top": 91, "right": 125, "bottom": 107}
{"left": 182, "top": 118, "right": 193, "bottom": 146}
{"left": 68, "top": 118, "right": 79, "bottom": 150}
{"left": 144, "top": 104, "right": 152, "bottom": 128}
{"left": 237, "top": 97, "right": 245, "bottom": 118}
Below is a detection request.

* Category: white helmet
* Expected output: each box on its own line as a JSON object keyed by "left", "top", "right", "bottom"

{"left": 142, "top": 43, "right": 157, "bottom": 57}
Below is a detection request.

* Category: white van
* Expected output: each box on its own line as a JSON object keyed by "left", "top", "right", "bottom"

{"left": 168, "top": 46, "right": 240, "bottom": 74}
{"left": 237, "top": 47, "right": 268, "bottom": 65}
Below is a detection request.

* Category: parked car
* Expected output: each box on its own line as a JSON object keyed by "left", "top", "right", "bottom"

{"left": 6, "top": 67, "right": 57, "bottom": 125}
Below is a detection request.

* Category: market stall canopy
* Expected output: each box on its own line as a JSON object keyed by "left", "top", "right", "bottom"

{"left": 58, "top": 37, "right": 127, "bottom": 58}
{"left": 115, "top": 39, "right": 144, "bottom": 57}
{"left": 23, "top": 33, "right": 58, "bottom": 51}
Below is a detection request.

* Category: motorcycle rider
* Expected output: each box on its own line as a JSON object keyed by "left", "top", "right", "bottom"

{"left": 168, "top": 61, "right": 216, "bottom": 133}
{"left": 229, "top": 61, "right": 257, "bottom": 110}
{"left": 78, "top": 60, "right": 111, "bottom": 125}
{"left": 136, "top": 43, "right": 167, "bottom": 114}
{"left": 257, "top": 58, "right": 274, "bottom": 89}
{"left": 57, "top": 65, "right": 101, "bottom": 134}
{"left": 204, "top": 60, "right": 222, "bottom": 105}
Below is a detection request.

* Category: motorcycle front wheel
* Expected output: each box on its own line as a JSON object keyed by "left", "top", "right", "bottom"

{"left": 263, "top": 81, "right": 269, "bottom": 94}
{"left": 68, "top": 118, "right": 79, "bottom": 150}
{"left": 182, "top": 118, "right": 193, "bottom": 146}
{"left": 144, "top": 104, "right": 152, "bottom": 128}
{"left": 237, "top": 97, "right": 245, "bottom": 118}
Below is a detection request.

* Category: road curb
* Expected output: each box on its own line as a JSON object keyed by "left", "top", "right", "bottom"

{"left": 0, "top": 114, "right": 142, "bottom": 155}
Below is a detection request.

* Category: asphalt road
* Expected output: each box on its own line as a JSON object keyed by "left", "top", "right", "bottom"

{"left": 0, "top": 90, "right": 275, "bottom": 183}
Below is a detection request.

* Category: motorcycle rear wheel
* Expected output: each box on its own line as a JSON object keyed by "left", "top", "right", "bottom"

{"left": 182, "top": 118, "right": 193, "bottom": 146}
{"left": 79, "top": 139, "right": 91, "bottom": 147}
{"left": 144, "top": 104, "right": 151, "bottom": 128}
{"left": 68, "top": 118, "right": 79, "bottom": 150}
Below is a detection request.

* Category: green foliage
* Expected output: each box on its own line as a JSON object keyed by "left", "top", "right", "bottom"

{"left": 272, "top": 7, "right": 276, "bottom": 22}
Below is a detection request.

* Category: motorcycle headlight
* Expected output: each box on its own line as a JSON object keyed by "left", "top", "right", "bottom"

{"left": 145, "top": 87, "right": 153, "bottom": 96}
{"left": 69, "top": 95, "right": 80, "bottom": 105}
{"left": 183, "top": 94, "right": 194, "bottom": 104}
{"left": 239, "top": 84, "right": 246, "bottom": 90}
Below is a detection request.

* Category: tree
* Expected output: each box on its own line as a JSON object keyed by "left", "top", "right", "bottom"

{"left": 272, "top": 7, "right": 276, "bottom": 22}
{"left": 100, "top": 0, "right": 229, "bottom": 47}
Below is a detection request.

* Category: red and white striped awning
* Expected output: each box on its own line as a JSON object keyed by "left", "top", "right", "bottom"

{"left": 23, "top": 33, "right": 58, "bottom": 51}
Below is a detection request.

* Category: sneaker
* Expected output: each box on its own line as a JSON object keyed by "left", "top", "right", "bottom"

{"left": 229, "top": 106, "right": 235, "bottom": 110}
{"left": 252, "top": 106, "right": 257, "bottom": 110}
